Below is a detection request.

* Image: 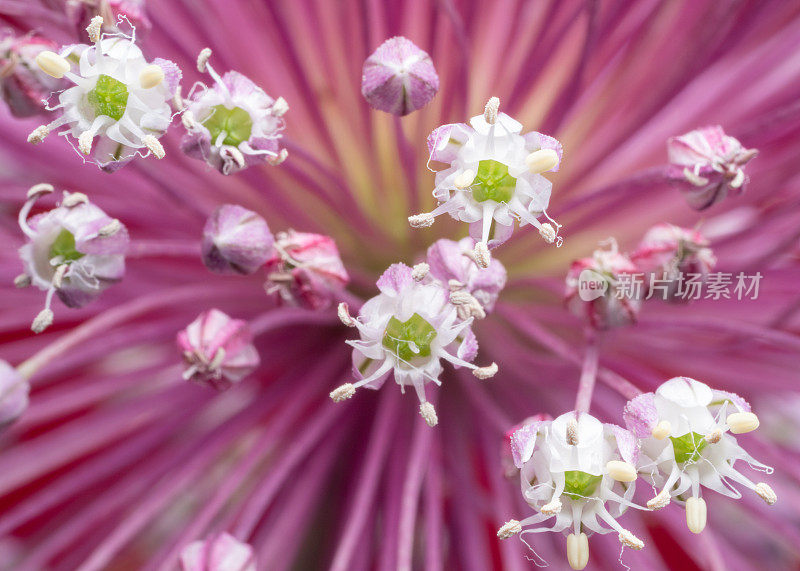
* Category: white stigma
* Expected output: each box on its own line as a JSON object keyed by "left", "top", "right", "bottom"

{"left": 337, "top": 302, "right": 357, "bottom": 327}
{"left": 525, "top": 149, "right": 559, "bottom": 174}
{"left": 411, "top": 263, "right": 429, "bottom": 282}
{"left": 647, "top": 490, "right": 670, "bottom": 510}
{"left": 472, "top": 362, "right": 498, "bottom": 380}
{"left": 618, "top": 529, "right": 644, "bottom": 550}
{"left": 454, "top": 169, "right": 476, "bottom": 190}
{"left": 197, "top": 48, "right": 213, "bottom": 73}
{"left": 330, "top": 383, "right": 356, "bottom": 402}
{"left": 139, "top": 65, "right": 165, "bottom": 89}
{"left": 497, "top": 519, "right": 522, "bottom": 539}
{"left": 419, "top": 401, "right": 438, "bottom": 427}
{"left": 755, "top": 482, "right": 777, "bottom": 505}
{"left": 566, "top": 533, "right": 589, "bottom": 570}
{"left": 28, "top": 125, "right": 51, "bottom": 144}
{"left": 31, "top": 308, "right": 54, "bottom": 334}
{"left": 143, "top": 135, "right": 166, "bottom": 159}
{"left": 473, "top": 241, "right": 490, "bottom": 269}
{"left": 408, "top": 213, "right": 434, "bottom": 228}
{"left": 78, "top": 131, "right": 93, "bottom": 155}
{"left": 727, "top": 411, "right": 759, "bottom": 434}
{"left": 86, "top": 16, "right": 103, "bottom": 43}
{"left": 606, "top": 460, "right": 637, "bottom": 483}
{"left": 566, "top": 418, "right": 579, "bottom": 445}
{"left": 484, "top": 97, "right": 499, "bottom": 125}
{"left": 652, "top": 420, "right": 671, "bottom": 439}
{"left": 272, "top": 97, "right": 289, "bottom": 117}
{"left": 685, "top": 496, "right": 707, "bottom": 534}
{"left": 35, "top": 51, "right": 70, "bottom": 79}
{"left": 539, "top": 222, "right": 556, "bottom": 244}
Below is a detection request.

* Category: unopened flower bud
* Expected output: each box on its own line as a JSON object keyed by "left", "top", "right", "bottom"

{"left": 361, "top": 36, "right": 439, "bottom": 116}
{"left": 179, "top": 532, "right": 256, "bottom": 571}
{"left": 566, "top": 532, "right": 589, "bottom": 570}
{"left": 685, "top": 496, "right": 707, "bottom": 534}
{"left": 177, "top": 309, "right": 260, "bottom": 390}
{"left": 202, "top": 205, "right": 274, "bottom": 275}
{"left": 727, "top": 411, "right": 759, "bottom": 434}
{"left": 0, "top": 34, "right": 66, "bottom": 117}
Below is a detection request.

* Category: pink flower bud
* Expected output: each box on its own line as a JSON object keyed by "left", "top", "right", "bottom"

{"left": 177, "top": 309, "right": 260, "bottom": 390}
{"left": 179, "top": 532, "right": 256, "bottom": 571}
{"left": 265, "top": 230, "right": 349, "bottom": 310}
{"left": 0, "top": 34, "right": 66, "bottom": 118}
{"left": 202, "top": 204, "right": 274, "bottom": 275}
{"left": 361, "top": 36, "right": 439, "bottom": 116}
{"left": 0, "top": 361, "right": 29, "bottom": 428}
{"left": 631, "top": 223, "right": 716, "bottom": 301}
{"left": 564, "top": 242, "right": 641, "bottom": 330}
{"left": 667, "top": 125, "right": 757, "bottom": 210}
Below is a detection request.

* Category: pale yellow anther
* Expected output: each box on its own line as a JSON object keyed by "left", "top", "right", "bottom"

{"left": 618, "top": 530, "right": 644, "bottom": 550}
{"left": 197, "top": 48, "right": 212, "bottom": 73}
{"left": 337, "top": 302, "right": 357, "bottom": 327}
{"left": 419, "top": 402, "right": 438, "bottom": 427}
{"left": 497, "top": 520, "right": 522, "bottom": 539}
{"left": 647, "top": 490, "right": 670, "bottom": 510}
{"left": 28, "top": 125, "right": 50, "bottom": 144}
{"left": 330, "top": 383, "right": 355, "bottom": 402}
{"left": 541, "top": 498, "right": 562, "bottom": 516}
{"left": 86, "top": 16, "right": 103, "bottom": 42}
{"left": 484, "top": 97, "right": 499, "bottom": 124}
{"left": 567, "top": 533, "right": 589, "bottom": 570}
{"left": 686, "top": 496, "right": 707, "bottom": 534}
{"left": 539, "top": 223, "right": 556, "bottom": 244}
{"left": 727, "top": 411, "right": 759, "bottom": 434}
{"left": 566, "top": 418, "right": 579, "bottom": 445}
{"left": 143, "top": 135, "right": 165, "bottom": 159}
{"left": 78, "top": 131, "right": 93, "bottom": 155}
{"left": 36, "top": 51, "right": 70, "bottom": 79}
{"left": 139, "top": 64, "right": 165, "bottom": 89}
{"left": 454, "top": 169, "right": 476, "bottom": 189}
{"left": 606, "top": 460, "right": 637, "bottom": 483}
{"left": 525, "top": 149, "right": 559, "bottom": 174}
{"left": 755, "top": 482, "right": 777, "bottom": 505}
{"left": 272, "top": 97, "right": 289, "bottom": 117}
{"left": 473, "top": 241, "right": 490, "bottom": 269}
{"left": 472, "top": 362, "right": 498, "bottom": 380}
{"left": 652, "top": 420, "right": 671, "bottom": 440}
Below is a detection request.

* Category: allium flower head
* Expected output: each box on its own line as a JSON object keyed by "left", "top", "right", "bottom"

{"left": 181, "top": 48, "right": 287, "bottom": 175}
{"left": 17, "top": 184, "right": 128, "bottom": 332}
{"left": 179, "top": 532, "right": 256, "bottom": 571}
{"left": 177, "top": 309, "right": 260, "bottom": 391}
{"left": 500, "top": 412, "right": 642, "bottom": 569}
{"left": 0, "top": 33, "right": 65, "bottom": 117}
{"left": 565, "top": 240, "right": 641, "bottom": 330}
{"left": 0, "top": 360, "right": 29, "bottom": 427}
{"left": 410, "top": 97, "right": 562, "bottom": 266}
{"left": 27, "top": 16, "right": 179, "bottom": 170}
{"left": 667, "top": 125, "right": 758, "bottom": 210}
{"left": 361, "top": 36, "right": 439, "bottom": 116}
{"left": 332, "top": 263, "right": 496, "bottom": 426}
{"left": 202, "top": 204, "right": 274, "bottom": 275}
{"left": 624, "top": 377, "right": 775, "bottom": 533}
{"left": 265, "top": 230, "right": 348, "bottom": 310}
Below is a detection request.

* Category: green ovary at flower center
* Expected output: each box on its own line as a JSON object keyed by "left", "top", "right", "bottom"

{"left": 50, "top": 229, "right": 84, "bottom": 262}
{"left": 563, "top": 470, "right": 603, "bottom": 500}
{"left": 471, "top": 159, "right": 517, "bottom": 203}
{"left": 382, "top": 313, "right": 437, "bottom": 363}
{"left": 670, "top": 432, "right": 708, "bottom": 463}
{"left": 203, "top": 105, "right": 253, "bottom": 146}
{"left": 87, "top": 74, "right": 129, "bottom": 121}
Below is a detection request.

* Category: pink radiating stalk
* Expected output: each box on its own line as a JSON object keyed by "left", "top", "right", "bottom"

{"left": 0, "top": 1, "right": 797, "bottom": 570}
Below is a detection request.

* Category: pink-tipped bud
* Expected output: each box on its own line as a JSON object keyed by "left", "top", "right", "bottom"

{"left": 667, "top": 125, "right": 757, "bottom": 210}
{"left": 65, "top": 0, "right": 152, "bottom": 39}
{"left": 0, "top": 34, "right": 66, "bottom": 117}
{"left": 179, "top": 532, "right": 256, "bottom": 571}
{"left": 361, "top": 36, "right": 439, "bottom": 116}
{"left": 564, "top": 242, "right": 641, "bottom": 330}
{"left": 202, "top": 204, "right": 275, "bottom": 275}
{"left": 0, "top": 361, "right": 29, "bottom": 428}
{"left": 265, "top": 230, "right": 349, "bottom": 310}
{"left": 177, "top": 309, "right": 260, "bottom": 390}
